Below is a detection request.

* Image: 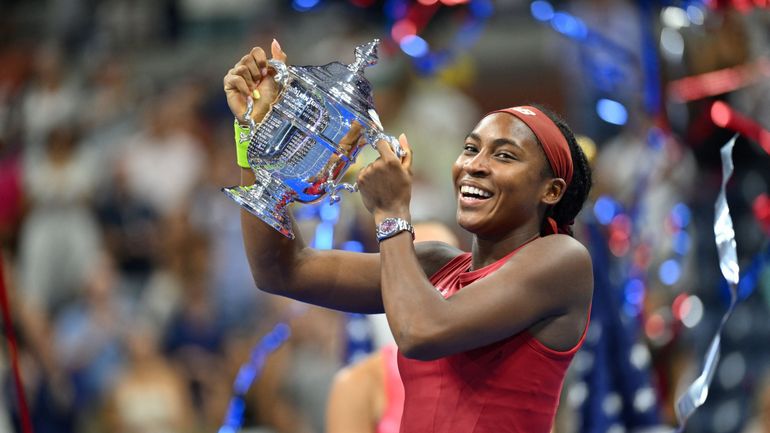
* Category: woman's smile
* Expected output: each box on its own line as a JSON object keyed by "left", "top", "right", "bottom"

{"left": 458, "top": 183, "right": 494, "bottom": 207}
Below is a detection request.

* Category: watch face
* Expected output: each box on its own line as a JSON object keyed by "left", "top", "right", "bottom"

{"left": 380, "top": 219, "right": 398, "bottom": 235}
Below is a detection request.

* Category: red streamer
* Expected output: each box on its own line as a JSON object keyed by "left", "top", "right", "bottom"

{"left": 668, "top": 58, "right": 770, "bottom": 102}
{"left": 708, "top": 0, "right": 770, "bottom": 11}
{"left": 0, "top": 258, "right": 34, "bottom": 433}
{"left": 754, "top": 193, "right": 770, "bottom": 235}
{"left": 709, "top": 101, "right": 770, "bottom": 156}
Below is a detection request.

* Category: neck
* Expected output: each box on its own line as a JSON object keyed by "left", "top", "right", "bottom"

{"left": 470, "top": 226, "right": 540, "bottom": 270}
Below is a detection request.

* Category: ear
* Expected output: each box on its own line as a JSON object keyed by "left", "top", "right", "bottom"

{"left": 541, "top": 178, "right": 567, "bottom": 206}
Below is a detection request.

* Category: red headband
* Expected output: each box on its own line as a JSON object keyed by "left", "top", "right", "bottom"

{"left": 491, "top": 106, "right": 573, "bottom": 185}
{"left": 491, "top": 106, "right": 574, "bottom": 235}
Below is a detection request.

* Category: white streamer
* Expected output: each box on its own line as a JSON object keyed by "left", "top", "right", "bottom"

{"left": 675, "top": 135, "right": 740, "bottom": 429}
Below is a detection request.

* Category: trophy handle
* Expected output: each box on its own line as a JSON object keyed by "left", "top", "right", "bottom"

{"left": 328, "top": 182, "right": 358, "bottom": 205}
{"left": 365, "top": 109, "right": 404, "bottom": 157}
{"left": 367, "top": 131, "right": 405, "bottom": 158}
{"left": 267, "top": 59, "right": 289, "bottom": 86}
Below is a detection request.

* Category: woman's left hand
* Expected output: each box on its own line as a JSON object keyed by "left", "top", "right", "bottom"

{"left": 357, "top": 133, "right": 413, "bottom": 221}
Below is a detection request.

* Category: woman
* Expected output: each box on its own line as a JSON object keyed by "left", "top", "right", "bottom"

{"left": 223, "top": 40, "right": 594, "bottom": 433}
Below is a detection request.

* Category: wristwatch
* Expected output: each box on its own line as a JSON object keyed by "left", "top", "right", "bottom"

{"left": 376, "top": 217, "right": 415, "bottom": 243}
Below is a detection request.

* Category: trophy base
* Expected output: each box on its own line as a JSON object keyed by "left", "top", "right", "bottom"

{"left": 222, "top": 173, "right": 295, "bottom": 239}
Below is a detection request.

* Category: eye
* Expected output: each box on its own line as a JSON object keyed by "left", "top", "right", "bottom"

{"left": 495, "top": 151, "right": 516, "bottom": 160}
{"left": 463, "top": 143, "right": 478, "bottom": 154}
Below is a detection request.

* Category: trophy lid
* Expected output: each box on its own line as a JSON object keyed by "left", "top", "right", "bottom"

{"left": 291, "top": 39, "right": 382, "bottom": 126}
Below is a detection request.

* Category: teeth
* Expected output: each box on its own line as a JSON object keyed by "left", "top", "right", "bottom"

{"left": 460, "top": 185, "right": 492, "bottom": 198}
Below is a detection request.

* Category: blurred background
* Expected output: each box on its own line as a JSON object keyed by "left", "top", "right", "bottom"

{"left": 0, "top": 0, "right": 769, "bottom": 432}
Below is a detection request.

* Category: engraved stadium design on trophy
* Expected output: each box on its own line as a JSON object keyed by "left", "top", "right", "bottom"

{"left": 222, "top": 39, "right": 402, "bottom": 239}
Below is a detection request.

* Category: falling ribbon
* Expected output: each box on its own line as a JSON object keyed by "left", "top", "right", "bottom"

{"left": 713, "top": 137, "right": 741, "bottom": 287}
{"left": 218, "top": 318, "right": 296, "bottom": 433}
{"left": 675, "top": 135, "right": 740, "bottom": 429}
{"left": 668, "top": 57, "right": 770, "bottom": 103}
{"left": 710, "top": 101, "right": 770, "bottom": 156}
{"left": 386, "top": 0, "right": 494, "bottom": 75}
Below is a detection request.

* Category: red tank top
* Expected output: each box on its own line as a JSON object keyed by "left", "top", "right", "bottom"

{"left": 397, "top": 245, "right": 589, "bottom": 433}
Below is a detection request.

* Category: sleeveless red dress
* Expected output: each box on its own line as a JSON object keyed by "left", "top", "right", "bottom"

{"left": 397, "top": 245, "right": 589, "bottom": 433}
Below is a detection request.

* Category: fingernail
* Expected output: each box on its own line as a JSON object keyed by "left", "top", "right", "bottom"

{"left": 261, "top": 67, "right": 268, "bottom": 76}
{"left": 273, "top": 38, "right": 282, "bottom": 51}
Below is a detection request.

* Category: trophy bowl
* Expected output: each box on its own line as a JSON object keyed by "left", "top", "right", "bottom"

{"left": 222, "top": 39, "right": 401, "bottom": 239}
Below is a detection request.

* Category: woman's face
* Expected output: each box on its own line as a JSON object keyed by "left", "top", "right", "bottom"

{"left": 451, "top": 113, "right": 556, "bottom": 238}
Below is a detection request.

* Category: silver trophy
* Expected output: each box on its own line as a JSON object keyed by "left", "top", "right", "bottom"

{"left": 222, "top": 39, "right": 402, "bottom": 239}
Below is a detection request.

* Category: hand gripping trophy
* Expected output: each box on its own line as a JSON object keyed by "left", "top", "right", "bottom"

{"left": 222, "top": 39, "right": 403, "bottom": 239}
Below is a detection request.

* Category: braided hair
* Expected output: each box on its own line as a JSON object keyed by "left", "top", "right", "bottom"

{"left": 530, "top": 104, "right": 593, "bottom": 237}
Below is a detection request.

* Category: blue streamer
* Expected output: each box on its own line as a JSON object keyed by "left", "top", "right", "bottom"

{"left": 396, "top": 0, "right": 494, "bottom": 75}
{"left": 530, "top": 1, "right": 637, "bottom": 65}
{"left": 219, "top": 322, "right": 293, "bottom": 433}
{"left": 639, "top": 0, "right": 662, "bottom": 115}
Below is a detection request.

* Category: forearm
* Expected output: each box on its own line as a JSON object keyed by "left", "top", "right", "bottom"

{"left": 239, "top": 168, "right": 306, "bottom": 294}
{"left": 239, "top": 169, "right": 384, "bottom": 312}
{"left": 377, "top": 214, "right": 448, "bottom": 359}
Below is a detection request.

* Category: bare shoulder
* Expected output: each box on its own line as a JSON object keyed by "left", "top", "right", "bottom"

{"left": 517, "top": 234, "right": 591, "bottom": 267}
{"left": 327, "top": 351, "right": 382, "bottom": 429}
{"left": 532, "top": 234, "right": 591, "bottom": 263}
{"left": 415, "top": 241, "right": 464, "bottom": 279}
{"left": 330, "top": 350, "right": 382, "bottom": 394}
{"left": 506, "top": 234, "right": 593, "bottom": 299}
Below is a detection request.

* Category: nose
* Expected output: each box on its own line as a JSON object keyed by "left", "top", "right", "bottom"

{"left": 463, "top": 152, "right": 490, "bottom": 177}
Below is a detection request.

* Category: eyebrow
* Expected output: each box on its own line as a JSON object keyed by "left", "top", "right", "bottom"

{"left": 466, "top": 132, "right": 525, "bottom": 151}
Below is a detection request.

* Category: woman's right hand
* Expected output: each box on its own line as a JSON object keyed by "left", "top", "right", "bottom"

{"left": 224, "top": 39, "right": 288, "bottom": 126}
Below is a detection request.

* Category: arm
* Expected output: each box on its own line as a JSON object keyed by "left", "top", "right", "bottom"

{"left": 357, "top": 138, "right": 593, "bottom": 360}
{"left": 225, "top": 40, "right": 384, "bottom": 313}
{"left": 239, "top": 167, "right": 385, "bottom": 313}
{"left": 379, "top": 233, "right": 592, "bottom": 360}
{"left": 325, "top": 351, "right": 383, "bottom": 433}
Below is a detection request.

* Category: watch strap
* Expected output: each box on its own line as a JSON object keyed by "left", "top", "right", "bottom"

{"left": 376, "top": 217, "right": 415, "bottom": 243}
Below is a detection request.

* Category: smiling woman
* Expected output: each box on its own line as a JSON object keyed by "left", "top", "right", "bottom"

{"left": 224, "top": 40, "right": 594, "bottom": 433}
{"left": 456, "top": 106, "right": 591, "bottom": 239}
